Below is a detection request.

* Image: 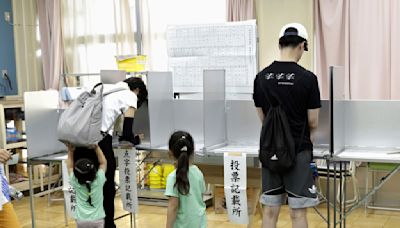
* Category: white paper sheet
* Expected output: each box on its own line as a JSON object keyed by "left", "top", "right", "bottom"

{"left": 167, "top": 20, "right": 257, "bottom": 93}
{"left": 223, "top": 153, "right": 249, "bottom": 224}
{"left": 117, "top": 149, "right": 139, "bottom": 213}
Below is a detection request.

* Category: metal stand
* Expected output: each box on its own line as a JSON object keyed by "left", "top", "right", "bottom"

{"left": 327, "top": 159, "right": 400, "bottom": 227}
{"left": 333, "top": 161, "right": 337, "bottom": 227}
{"left": 343, "top": 162, "right": 347, "bottom": 228}
{"left": 29, "top": 163, "right": 36, "bottom": 228}
{"left": 48, "top": 162, "right": 52, "bottom": 206}
{"left": 130, "top": 213, "right": 133, "bottom": 228}
{"left": 326, "top": 158, "right": 331, "bottom": 228}
{"left": 114, "top": 212, "right": 136, "bottom": 228}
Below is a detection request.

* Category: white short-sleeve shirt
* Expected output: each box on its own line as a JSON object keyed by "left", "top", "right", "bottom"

{"left": 101, "top": 82, "right": 137, "bottom": 135}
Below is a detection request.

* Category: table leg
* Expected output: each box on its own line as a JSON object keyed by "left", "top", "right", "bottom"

{"left": 48, "top": 162, "right": 53, "bottom": 206}
{"left": 29, "top": 164, "right": 36, "bottom": 228}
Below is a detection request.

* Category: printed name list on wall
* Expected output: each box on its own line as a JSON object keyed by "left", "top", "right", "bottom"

{"left": 117, "top": 149, "right": 139, "bottom": 213}
{"left": 224, "top": 153, "right": 248, "bottom": 224}
{"left": 167, "top": 20, "right": 257, "bottom": 94}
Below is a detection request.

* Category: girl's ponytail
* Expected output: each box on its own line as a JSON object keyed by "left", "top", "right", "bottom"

{"left": 168, "top": 131, "right": 194, "bottom": 195}
{"left": 175, "top": 149, "right": 190, "bottom": 195}
{"left": 85, "top": 182, "right": 94, "bottom": 207}
{"left": 74, "top": 157, "right": 97, "bottom": 207}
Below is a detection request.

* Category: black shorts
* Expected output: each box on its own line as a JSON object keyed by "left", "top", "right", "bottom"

{"left": 260, "top": 151, "right": 319, "bottom": 209}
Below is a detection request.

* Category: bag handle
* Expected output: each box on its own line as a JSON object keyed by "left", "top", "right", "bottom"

{"left": 91, "top": 83, "right": 103, "bottom": 92}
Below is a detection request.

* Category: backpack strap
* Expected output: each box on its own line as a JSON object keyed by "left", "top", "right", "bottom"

{"left": 256, "top": 74, "right": 280, "bottom": 108}
{"left": 103, "top": 86, "right": 129, "bottom": 96}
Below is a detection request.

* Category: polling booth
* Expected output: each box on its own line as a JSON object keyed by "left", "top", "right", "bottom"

{"left": 23, "top": 19, "right": 400, "bottom": 228}
{"left": 134, "top": 69, "right": 332, "bottom": 227}
{"left": 24, "top": 69, "right": 335, "bottom": 228}
{"left": 25, "top": 74, "right": 141, "bottom": 228}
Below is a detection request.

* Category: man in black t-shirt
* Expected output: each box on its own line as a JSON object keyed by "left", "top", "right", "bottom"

{"left": 253, "top": 23, "right": 321, "bottom": 228}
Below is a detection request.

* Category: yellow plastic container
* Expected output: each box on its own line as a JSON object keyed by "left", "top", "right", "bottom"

{"left": 162, "top": 164, "right": 175, "bottom": 177}
{"left": 146, "top": 163, "right": 176, "bottom": 189}
{"left": 161, "top": 164, "right": 175, "bottom": 188}
{"left": 147, "top": 164, "right": 163, "bottom": 189}
{"left": 147, "top": 164, "right": 162, "bottom": 177}
{"left": 116, "top": 55, "right": 146, "bottom": 72}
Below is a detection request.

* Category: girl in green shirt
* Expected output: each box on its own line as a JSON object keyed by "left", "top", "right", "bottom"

{"left": 165, "top": 131, "right": 207, "bottom": 228}
{"left": 67, "top": 144, "right": 107, "bottom": 228}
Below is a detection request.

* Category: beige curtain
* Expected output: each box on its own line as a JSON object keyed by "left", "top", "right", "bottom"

{"left": 315, "top": 0, "right": 400, "bottom": 100}
{"left": 12, "top": 0, "right": 44, "bottom": 95}
{"left": 61, "top": 0, "right": 136, "bottom": 74}
{"left": 391, "top": 0, "right": 400, "bottom": 99}
{"left": 314, "top": 0, "right": 349, "bottom": 99}
{"left": 38, "top": 0, "right": 63, "bottom": 90}
{"left": 227, "top": 0, "right": 255, "bottom": 21}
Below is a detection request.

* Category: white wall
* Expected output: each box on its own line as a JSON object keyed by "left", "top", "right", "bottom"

{"left": 256, "top": 0, "right": 314, "bottom": 71}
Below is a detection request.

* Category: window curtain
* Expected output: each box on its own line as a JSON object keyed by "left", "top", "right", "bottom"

{"left": 227, "top": 0, "right": 255, "bottom": 21}
{"left": 12, "top": 0, "right": 44, "bottom": 95}
{"left": 315, "top": 0, "right": 400, "bottom": 100}
{"left": 314, "top": 0, "right": 350, "bottom": 99}
{"left": 61, "top": 0, "right": 136, "bottom": 74}
{"left": 37, "top": 0, "right": 63, "bottom": 90}
{"left": 141, "top": 0, "right": 226, "bottom": 71}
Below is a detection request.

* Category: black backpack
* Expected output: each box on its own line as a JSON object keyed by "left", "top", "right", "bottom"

{"left": 258, "top": 77, "right": 303, "bottom": 173}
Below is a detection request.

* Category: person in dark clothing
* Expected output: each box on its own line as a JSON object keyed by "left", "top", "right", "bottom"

{"left": 253, "top": 23, "right": 321, "bottom": 228}
{"left": 100, "top": 77, "right": 147, "bottom": 228}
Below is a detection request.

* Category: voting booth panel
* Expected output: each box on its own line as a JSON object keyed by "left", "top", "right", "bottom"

{"left": 142, "top": 70, "right": 228, "bottom": 152}
{"left": 25, "top": 91, "right": 66, "bottom": 159}
{"left": 203, "top": 70, "right": 227, "bottom": 150}
{"left": 147, "top": 72, "right": 175, "bottom": 148}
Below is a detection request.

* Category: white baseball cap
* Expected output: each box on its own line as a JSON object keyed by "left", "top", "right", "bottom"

{"left": 279, "top": 23, "right": 309, "bottom": 41}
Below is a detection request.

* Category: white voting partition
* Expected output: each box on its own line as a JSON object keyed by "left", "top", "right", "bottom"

{"left": 25, "top": 91, "right": 66, "bottom": 158}
{"left": 330, "top": 66, "right": 346, "bottom": 155}
{"left": 132, "top": 101, "right": 151, "bottom": 145}
{"left": 167, "top": 20, "right": 257, "bottom": 93}
{"left": 203, "top": 70, "right": 227, "bottom": 150}
{"left": 315, "top": 100, "right": 330, "bottom": 147}
{"left": 226, "top": 100, "right": 260, "bottom": 145}
{"left": 147, "top": 72, "right": 175, "bottom": 147}
{"left": 343, "top": 101, "right": 400, "bottom": 148}
{"left": 173, "top": 100, "right": 204, "bottom": 146}
{"left": 212, "top": 100, "right": 330, "bottom": 155}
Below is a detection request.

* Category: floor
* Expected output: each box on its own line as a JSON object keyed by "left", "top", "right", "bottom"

{"left": 13, "top": 192, "right": 400, "bottom": 228}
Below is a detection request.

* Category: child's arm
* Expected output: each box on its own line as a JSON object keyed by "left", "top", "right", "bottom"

{"left": 166, "top": 196, "right": 179, "bottom": 228}
{"left": 95, "top": 145, "right": 107, "bottom": 172}
{"left": 66, "top": 143, "right": 75, "bottom": 173}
